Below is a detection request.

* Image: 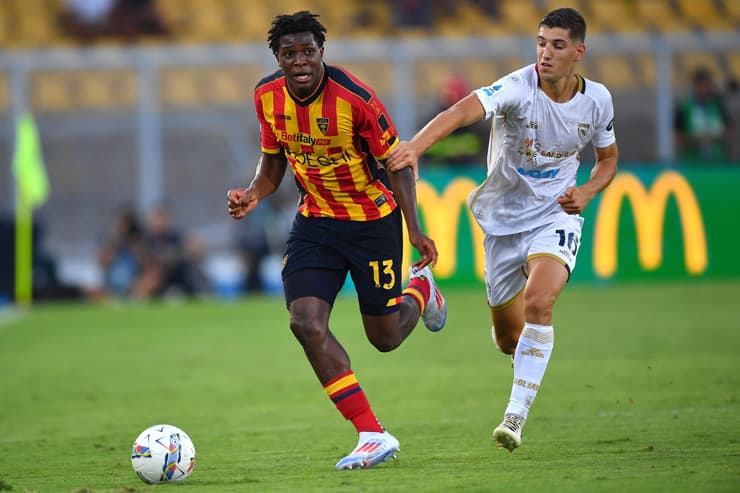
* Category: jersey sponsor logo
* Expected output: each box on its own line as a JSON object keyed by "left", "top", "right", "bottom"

{"left": 287, "top": 148, "right": 352, "bottom": 167}
{"left": 518, "top": 138, "right": 576, "bottom": 163}
{"left": 517, "top": 167, "right": 560, "bottom": 179}
{"left": 275, "top": 114, "right": 292, "bottom": 120}
{"left": 606, "top": 118, "right": 614, "bottom": 131}
{"left": 316, "top": 117, "right": 329, "bottom": 134}
{"left": 539, "top": 150, "right": 575, "bottom": 159}
{"left": 526, "top": 121, "right": 538, "bottom": 129}
{"left": 593, "top": 170, "right": 707, "bottom": 278}
{"left": 280, "top": 131, "right": 330, "bottom": 146}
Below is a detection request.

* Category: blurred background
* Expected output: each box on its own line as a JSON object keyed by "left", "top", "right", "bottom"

{"left": 0, "top": 0, "right": 738, "bottom": 304}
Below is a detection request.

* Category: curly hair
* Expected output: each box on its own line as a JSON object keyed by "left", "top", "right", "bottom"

{"left": 267, "top": 11, "right": 327, "bottom": 54}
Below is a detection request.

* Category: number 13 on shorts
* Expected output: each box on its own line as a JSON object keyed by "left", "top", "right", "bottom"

{"left": 369, "top": 260, "right": 395, "bottom": 289}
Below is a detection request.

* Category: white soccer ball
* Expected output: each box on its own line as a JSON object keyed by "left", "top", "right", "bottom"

{"left": 131, "top": 424, "right": 196, "bottom": 484}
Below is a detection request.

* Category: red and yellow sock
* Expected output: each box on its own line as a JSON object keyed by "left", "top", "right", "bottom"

{"left": 403, "top": 275, "right": 431, "bottom": 313}
{"left": 324, "top": 371, "right": 383, "bottom": 433}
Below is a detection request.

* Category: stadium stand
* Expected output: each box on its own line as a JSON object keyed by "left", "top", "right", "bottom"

{"left": 159, "top": 66, "right": 263, "bottom": 108}
{"left": 676, "top": 0, "right": 735, "bottom": 32}
{"left": 30, "top": 70, "right": 137, "bottom": 112}
{"left": 1, "top": 0, "right": 737, "bottom": 273}
{"left": 635, "top": 0, "right": 690, "bottom": 33}
{"left": 0, "top": 0, "right": 737, "bottom": 49}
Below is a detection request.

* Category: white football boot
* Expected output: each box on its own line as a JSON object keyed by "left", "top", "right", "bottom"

{"left": 493, "top": 414, "right": 525, "bottom": 452}
{"left": 335, "top": 431, "right": 400, "bottom": 470}
{"left": 409, "top": 265, "right": 447, "bottom": 332}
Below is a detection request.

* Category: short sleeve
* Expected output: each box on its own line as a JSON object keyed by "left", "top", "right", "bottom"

{"left": 592, "top": 86, "right": 616, "bottom": 149}
{"left": 473, "top": 73, "right": 525, "bottom": 120}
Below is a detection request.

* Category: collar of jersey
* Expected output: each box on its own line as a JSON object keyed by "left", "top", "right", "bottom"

{"left": 286, "top": 63, "right": 329, "bottom": 107}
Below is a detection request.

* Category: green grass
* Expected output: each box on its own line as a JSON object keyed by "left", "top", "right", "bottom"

{"left": 1, "top": 280, "right": 739, "bottom": 492}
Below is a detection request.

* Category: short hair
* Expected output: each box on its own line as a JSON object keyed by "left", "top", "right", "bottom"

{"left": 267, "top": 11, "right": 327, "bottom": 54}
{"left": 539, "top": 8, "right": 586, "bottom": 43}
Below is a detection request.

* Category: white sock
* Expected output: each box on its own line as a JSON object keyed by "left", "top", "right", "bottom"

{"left": 504, "top": 323, "right": 554, "bottom": 420}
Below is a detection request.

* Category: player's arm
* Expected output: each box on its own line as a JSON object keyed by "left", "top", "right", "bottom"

{"left": 558, "top": 142, "right": 619, "bottom": 214}
{"left": 227, "top": 152, "right": 288, "bottom": 220}
{"left": 385, "top": 164, "right": 438, "bottom": 268}
{"left": 387, "top": 93, "right": 485, "bottom": 173}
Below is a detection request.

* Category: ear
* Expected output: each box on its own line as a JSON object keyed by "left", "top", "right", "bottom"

{"left": 575, "top": 43, "right": 586, "bottom": 61}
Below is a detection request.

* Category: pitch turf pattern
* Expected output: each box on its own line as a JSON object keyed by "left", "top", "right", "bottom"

{"left": 1, "top": 280, "right": 739, "bottom": 492}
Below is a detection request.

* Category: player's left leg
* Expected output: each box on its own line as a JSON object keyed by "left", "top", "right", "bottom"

{"left": 344, "top": 207, "right": 445, "bottom": 351}
{"left": 360, "top": 265, "right": 446, "bottom": 351}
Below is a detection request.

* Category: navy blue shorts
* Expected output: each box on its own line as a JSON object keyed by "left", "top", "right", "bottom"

{"left": 282, "top": 208, "right": 403, "bottom": 316}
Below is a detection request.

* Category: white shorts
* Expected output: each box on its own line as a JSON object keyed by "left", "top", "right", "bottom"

{"left": 484, "top": 214, "right": 584, "bottom": 309}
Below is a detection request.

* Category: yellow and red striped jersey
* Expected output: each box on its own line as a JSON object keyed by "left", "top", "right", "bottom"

{"left": 254, "top": 64, "right": 399, "bottom": 221}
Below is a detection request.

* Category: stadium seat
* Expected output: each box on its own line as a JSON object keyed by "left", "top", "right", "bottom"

{"left": 435, "top": 3, "right": 501, "bottom": 37}
{"left": 0, "top": 74, "right": 8, "bottom": 112}
{"left": 498, "top": 0, "right": 546, "bottom": 35}
{"left": 719, "top": 0, "right": 740, "bottom": 20}
{"left": 30, "top": 70, "right": 137, "bottom": 112}
{"left": 586, "top": 0, "right": 645, "bottom": 34}
{"left": 636, "top": 54, "right": 656, "bottom": 87}
{"left": 728, "top": 52, "right": 740, "bottom": 83}
{"left": 160, "top": 66, "right": 262, "bottom": 108}
{"left": 676, "top": 0, "right": 735, "bottom": 31}
{"left": 636, "top": 0, "right": 689, "bottom": 33}
{"left": 593, "top": 54, "right": 636, "bottom": 91}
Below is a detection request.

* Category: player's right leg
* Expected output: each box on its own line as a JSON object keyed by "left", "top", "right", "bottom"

{"left": 285, "top": 285, "right": 390, "bottom": 469}
{"left": 483, "top": 232, "right": 530, "bottom": 451}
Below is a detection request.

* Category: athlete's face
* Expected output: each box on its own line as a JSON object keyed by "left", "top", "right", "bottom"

{"left": 536, "top": 26, "right": 585, "bottom": 83}
{"left": 276, "top": 32, "right": 324, "bottom": 99}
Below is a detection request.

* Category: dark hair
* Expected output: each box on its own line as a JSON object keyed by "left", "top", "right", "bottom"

{"left": 267, "top": 11, "right": 327, "bottom": 54}
{"left": 692, "top": 67, "right": 713, "bottom": 84}
{"left": 539, "top": 8, "right": 586, "bottom": 43}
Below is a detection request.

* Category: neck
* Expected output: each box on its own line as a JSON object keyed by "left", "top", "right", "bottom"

{"left": 540, "top": 73, "right": 578, "bottom": 103}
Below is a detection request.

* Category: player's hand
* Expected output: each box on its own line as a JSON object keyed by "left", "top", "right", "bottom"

{"left": 557, "top": 186, "right": 593, "bottom": 215}
{"left": 408, "top": 230, "right": 437, "bottom": 269}
{"left": 227, "top": 187, "right": 259, "bottom": 219}
{"left": 387, "top": 141, "right": 420, "bottom": 180}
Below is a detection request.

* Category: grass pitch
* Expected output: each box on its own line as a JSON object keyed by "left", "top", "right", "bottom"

{"left": 1, "top": 280, "right": 739, "bottom": 492}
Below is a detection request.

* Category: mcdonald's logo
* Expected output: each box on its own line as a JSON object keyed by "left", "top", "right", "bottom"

{"left": 593, "top": 170, "right": 707, "bottom": 278}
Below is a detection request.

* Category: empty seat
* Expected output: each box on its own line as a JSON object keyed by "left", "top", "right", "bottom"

{"left": 636, "top": 0, "right": 689, "bottom": 33}
{"left": 676, "top": 0, "right": 735, "bottom": 31}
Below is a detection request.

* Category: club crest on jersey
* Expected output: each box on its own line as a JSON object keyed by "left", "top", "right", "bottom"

{"left": 316, "top": 117, "right": 329, "bottom": 135}
{"left": 578, "top": 123, "right": 590, "bottom": 139}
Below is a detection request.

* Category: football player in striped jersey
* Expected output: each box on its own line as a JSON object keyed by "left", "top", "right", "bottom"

{"left": 227, "top": 11, "right": 447, "bottom": 469}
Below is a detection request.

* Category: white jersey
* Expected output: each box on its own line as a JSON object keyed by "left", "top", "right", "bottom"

{"left": 469, "top": 64, "right": 616, "bottom": 235}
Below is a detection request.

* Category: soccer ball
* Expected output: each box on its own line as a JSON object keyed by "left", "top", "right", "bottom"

{"left": 131, "top": 424, "right": 196, "bottom": 484}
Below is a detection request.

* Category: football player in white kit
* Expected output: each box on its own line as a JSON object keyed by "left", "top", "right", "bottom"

{"left": 387, "top": 7, "right": 619, "bottom": 451}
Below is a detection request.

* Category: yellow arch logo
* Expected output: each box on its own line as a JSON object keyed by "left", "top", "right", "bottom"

{"left": 402, "top": 177, "right": 484, "bottom": 279}
{"left": 593, "top": 170, "right": 707, "bottom": 278}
